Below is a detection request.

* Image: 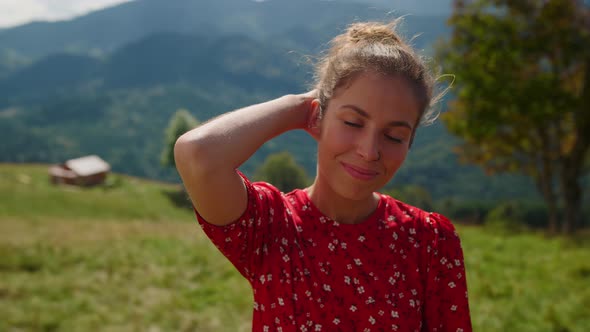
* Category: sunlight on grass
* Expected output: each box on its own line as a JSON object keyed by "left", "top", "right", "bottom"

{"left": 460, "top": 227, "right": 590, "bottom": 332}
{"left": 0, "top": 219, "right": 252, "bottom": 332}
{"left": 1, "top": 164, "right": 589, "bottom": 331}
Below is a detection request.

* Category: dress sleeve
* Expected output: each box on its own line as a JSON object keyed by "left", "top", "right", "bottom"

{"left": 194, "top": 170, "right": 285, "bottom": 283}
{"left": 422, "top": 212, "right": 472, "bottom": 332}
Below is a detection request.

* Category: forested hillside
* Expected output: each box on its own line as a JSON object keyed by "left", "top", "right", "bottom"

{"left": 0, "top": 0, "right": 538, "bottom": 201}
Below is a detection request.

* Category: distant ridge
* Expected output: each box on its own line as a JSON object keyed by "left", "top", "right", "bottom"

{"left": 0, "top": 0, "right": 449, "bottom": 60}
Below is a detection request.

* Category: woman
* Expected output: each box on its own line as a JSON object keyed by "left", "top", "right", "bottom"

{"left": 175, "top": 21, "right": 472, "bottom": 332}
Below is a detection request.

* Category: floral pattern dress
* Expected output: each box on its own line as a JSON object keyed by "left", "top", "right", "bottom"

{"left": 196, "top": 173, "right": 472, "bottom": 332}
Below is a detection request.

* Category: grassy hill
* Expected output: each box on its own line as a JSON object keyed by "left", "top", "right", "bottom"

{"left": 1, "top": 164, "right": 589, "bottom": 331}
{"left": 0, "top": 163, "right": 193, "bottom": 222}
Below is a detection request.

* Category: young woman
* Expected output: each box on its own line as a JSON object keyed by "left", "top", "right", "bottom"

{"left": 175, "top": 21, "right": 472, "bottom": 332}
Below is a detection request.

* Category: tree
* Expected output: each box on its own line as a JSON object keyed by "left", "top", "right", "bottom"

{"left": 161, "top": 109, "right": 199, "bottom": 168}
{"left": 254, "top": 151, "right": 309, "bottom": 192}
{"left": 438, "top": 0, "right": 590, "bottom": 233}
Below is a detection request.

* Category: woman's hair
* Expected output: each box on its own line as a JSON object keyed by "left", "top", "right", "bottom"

{"left": 314, "top": 20, "right": 440, "bottom": 127}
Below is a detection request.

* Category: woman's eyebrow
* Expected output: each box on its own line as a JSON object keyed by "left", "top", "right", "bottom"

{"left": 341, "top": 104, "right": 413, "bottom": 130}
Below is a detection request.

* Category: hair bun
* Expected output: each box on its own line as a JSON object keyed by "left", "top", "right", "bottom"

{"left": 347, "top": 23, "right": 402, "bottom": 45}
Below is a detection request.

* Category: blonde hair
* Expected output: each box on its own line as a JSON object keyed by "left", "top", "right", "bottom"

{"left": 314, "top": 20, "right": 439, "bottom": 127}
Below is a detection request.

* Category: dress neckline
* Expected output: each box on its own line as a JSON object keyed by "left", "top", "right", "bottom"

{"left": 293, "top": 189, "right": 385, "bottom": 228}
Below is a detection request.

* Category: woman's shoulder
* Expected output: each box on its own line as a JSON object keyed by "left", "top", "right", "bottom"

{"left": 379, "top": 193, "right": 459, "bottom": 239}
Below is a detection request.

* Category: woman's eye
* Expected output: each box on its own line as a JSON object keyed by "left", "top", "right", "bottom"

{"left": 344, "top": 121, "right": 362, "bottom": 128}
{"left": 385, "top": 135, "right": 403, "bottom": 143}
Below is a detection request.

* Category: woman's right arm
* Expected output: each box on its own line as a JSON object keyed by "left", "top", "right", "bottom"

{"left": 174, "top": 91, "right": 316, "bottom": 226}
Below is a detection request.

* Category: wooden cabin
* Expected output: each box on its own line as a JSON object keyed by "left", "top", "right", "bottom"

{"left": 49, "top": 155, "right": 111, "bottom": 186}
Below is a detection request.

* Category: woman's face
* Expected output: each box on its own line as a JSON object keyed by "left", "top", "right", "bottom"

{"left": 313, "top": 72, "right": 420, "bottom": 201}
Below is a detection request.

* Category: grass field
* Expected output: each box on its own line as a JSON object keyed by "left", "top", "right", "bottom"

{"left": 1, "top": 164, "right": 589, "bottom": 331}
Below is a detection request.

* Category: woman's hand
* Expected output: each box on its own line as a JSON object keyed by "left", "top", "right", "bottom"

{"left": 292, "top": 89, "right": 320, "bottom": 138}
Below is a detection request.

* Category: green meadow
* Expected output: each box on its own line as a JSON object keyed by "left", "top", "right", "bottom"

{"left": 1, "top": 164, "right": 589, "bottom": 331}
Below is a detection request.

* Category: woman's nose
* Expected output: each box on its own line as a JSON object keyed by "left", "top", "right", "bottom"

{"left": 356, "top": 132, "right": 380, "bottom": 161}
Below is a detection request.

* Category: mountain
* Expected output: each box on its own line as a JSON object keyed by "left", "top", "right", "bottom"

{"left": 0, "top": 0, "right": 539, "bottom": 202}
{"left": 342, "top": 0, "right": 453, "bottom": 15}
{"left": 0, "top": 0, "right": 448, "bottom": 60}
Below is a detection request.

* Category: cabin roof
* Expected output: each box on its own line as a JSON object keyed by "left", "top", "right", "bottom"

{"left": 64, "top": 155, "right": 110, "bottom": 176}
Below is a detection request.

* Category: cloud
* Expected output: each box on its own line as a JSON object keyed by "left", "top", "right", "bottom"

{"left": 0, "top": 0, "right": 133, "bottom": 28}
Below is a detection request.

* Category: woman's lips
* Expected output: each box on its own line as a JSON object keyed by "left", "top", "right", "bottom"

{"left": 341, "top": 162, "right": 379, "bottom": 181}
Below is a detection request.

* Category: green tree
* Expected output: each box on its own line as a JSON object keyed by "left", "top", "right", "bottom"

{"left": 254, "top": 151, "right": 309, "bottom": 192}
{"left": 438, "top": 0, "right": 590, "bottom": 233}
{"left": 161, "top": 109, "right": 199, "bottom": 168}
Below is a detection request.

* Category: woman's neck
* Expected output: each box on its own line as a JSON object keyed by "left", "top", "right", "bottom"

{"left": 305, "top": 179, "right": 379, "bottom": 225}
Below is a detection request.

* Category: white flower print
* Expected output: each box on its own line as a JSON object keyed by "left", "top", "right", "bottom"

{"left": 350, "top": 305, "right": 357, "bottom": 312}
{"left": 358, "top": 235, "right": 366, "bottom": 242}
{"left": 369, "top": 316, "right": 376, "bottom": 325}
{"left": 354, "top": 258, "right": 362, "bottom": 266}
{"left": 333, "top": 318, "right": 340, "bottom": 325}
{"left": 391, "top": 310, "right": 399, "bottom": 318}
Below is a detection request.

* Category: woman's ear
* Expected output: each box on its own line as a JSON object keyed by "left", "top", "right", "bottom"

{"left": 307, "top": 99, "right": 322, "bottom": 140}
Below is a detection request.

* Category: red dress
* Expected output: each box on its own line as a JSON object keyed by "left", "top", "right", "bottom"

{"left": 195, "top": 173, "right": 472, "bottom": 332}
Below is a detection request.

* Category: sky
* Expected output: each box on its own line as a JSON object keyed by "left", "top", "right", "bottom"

{"left": 0, "top": 0, "right": 134, "bottom": 28}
